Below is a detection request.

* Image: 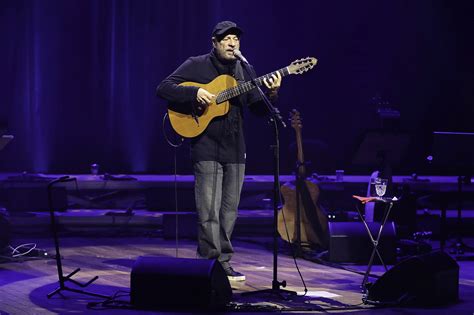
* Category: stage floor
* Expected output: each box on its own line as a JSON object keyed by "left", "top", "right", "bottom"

{"left": 0, "top": 236, "right": 473, "bottom": 314}
{"left": 1, "top": 173, "right": 474, "bottom": 313}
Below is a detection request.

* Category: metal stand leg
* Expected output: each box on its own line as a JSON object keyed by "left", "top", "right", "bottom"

{"left": 241, "top": 114, "right": 296, "bottom": 300}
{"left": 355, "top": 201, "right": 394, "bottom": 291}
{"left": 47, "top": 177, "right": 110, "bottom": 299}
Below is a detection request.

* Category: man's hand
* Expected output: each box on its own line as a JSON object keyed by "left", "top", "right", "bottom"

{"left": 196, "top": 88, "right": 215, "bottom": 111}
{"left": 263, "top": 71, "right": 282, "bottom": 95}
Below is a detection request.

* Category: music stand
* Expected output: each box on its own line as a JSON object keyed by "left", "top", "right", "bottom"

{"left": 352, "top": 130, "right": 411, "bottom": 234}
{"left": 352, "top": 130, "right": 410, "bottom": 171}
{"left": 432, "top": 131, "right": 474, "bottom": 177}
{"left": 353, "top": 130, "right": 410, "bottom": 204}
{"left": 431, "top": 131, "right": 474, "bottom": 255}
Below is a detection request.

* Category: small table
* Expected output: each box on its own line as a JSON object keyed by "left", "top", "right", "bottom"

{"left": 353, "top": 195, "right": 398, "bottom": 291}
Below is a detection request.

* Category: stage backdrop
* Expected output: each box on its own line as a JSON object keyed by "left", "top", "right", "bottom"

{"left": 0, "top": 0, "right": 472, "bottom": 175}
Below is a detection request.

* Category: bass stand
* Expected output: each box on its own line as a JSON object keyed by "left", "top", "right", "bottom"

{"left": 292, "top": 149, "right": 314, "bottom": 258}
{"left": 47, "top": 176, "right": 109, "bottom": 299}
{"left": 238, "top": 59, "right": 296, "bottom": 299}
{"left": 450, "top": 174, "right": 474, "bottom": 258}
{"left": 293, "top": 162, "right": 305, "bottom": 258}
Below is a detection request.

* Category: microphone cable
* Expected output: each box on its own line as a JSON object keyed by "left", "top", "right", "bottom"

{"left": 162, "top": 112, "right": 184, "bottom": 257}
{"left": 162, "top": 112, "right": 184, "bottom": 149}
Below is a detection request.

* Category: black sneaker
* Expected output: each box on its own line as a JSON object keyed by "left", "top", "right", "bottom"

{"left": 225, "top": 266, "right": 246, "bottom": 281}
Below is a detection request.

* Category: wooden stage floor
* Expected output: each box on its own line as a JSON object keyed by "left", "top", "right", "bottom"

{"left": 1, "top": 235, "right": 473, "bottom": 314}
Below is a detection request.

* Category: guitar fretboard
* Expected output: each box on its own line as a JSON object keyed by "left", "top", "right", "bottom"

{"left": 215, "top": 67, "right": 290, "bottom": 104}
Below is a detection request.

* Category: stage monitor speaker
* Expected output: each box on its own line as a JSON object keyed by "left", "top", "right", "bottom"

{"left": 366, "top": 250, "right": 459, "bottom": 306}
{"left": 328, "top": 221, "right": 396, "bottom": 264}
{"left": 130, "top": 256, "right": 232, "bottom": 310}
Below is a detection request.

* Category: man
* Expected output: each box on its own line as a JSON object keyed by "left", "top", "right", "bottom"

{"left": 156, "top": 21, "right": 281, "bottom": 281}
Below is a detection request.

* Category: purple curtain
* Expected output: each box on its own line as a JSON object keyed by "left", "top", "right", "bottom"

{"left": 0, "top": 0, "right": 472, "bottom": 175}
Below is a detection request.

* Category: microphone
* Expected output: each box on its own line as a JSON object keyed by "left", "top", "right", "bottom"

{"left": 233, "top": 49, "right": 249, "bottom": 64}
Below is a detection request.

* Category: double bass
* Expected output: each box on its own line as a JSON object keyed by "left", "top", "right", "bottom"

{"left": 277, "top": 109, "right": 329, "bottom": 250}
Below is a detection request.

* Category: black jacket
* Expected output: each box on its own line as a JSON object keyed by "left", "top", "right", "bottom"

{"left": 157, "top": 50, "right": 268, "bottom": 163}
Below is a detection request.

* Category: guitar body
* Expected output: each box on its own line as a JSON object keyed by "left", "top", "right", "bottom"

{"left": 278, "top": 179, "right": 329, "bottom": 249}
{"left": 167, "top": 75, "right": 235, "bottom": 138}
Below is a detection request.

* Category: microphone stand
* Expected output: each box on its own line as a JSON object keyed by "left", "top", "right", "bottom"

{"left": 238, "top": 59, "right": 296, "bottom": 299}
{"left": 47, "top": 176, "right": 109, "bottom": 299}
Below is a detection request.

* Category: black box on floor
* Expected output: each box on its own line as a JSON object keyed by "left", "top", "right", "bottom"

{"left": 328, "top": 221, "right": 397, "bottom": 264}
{"left": 162, "top": 212, "right": 197, "bottom": 239}
{"left": 4, "top": 187, "right": 68, "bottom": 213}
{"left": 145, "top": 187, "right": 195, "bottom": 211}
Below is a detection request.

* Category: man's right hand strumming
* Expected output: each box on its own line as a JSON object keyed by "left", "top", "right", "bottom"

{"left": 196, "top": 88, "right": 215, "bottom": 111}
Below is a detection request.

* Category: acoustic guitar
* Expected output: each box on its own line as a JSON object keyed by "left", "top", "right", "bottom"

{"left": 167, "top": 57, "right": 317, "bottom": 138}
{"left": 278, "top": 109, "right": 329, "bottom": 249}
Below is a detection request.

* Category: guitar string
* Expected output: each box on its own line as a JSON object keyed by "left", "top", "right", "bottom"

{"left": 216, "top": 58, "right": 315, "bottom": 103}
{"left": 217, "top": 67, "right": 290, "bottom": 103}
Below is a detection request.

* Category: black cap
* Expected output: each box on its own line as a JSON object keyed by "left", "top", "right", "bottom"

{"left": 212, "top": 20, "right": 243, "bottom": 39}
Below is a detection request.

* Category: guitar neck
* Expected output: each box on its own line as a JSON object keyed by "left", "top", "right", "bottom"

{"left": 216, "top": 67, "right": 290, "bottom": 103}
{"left": 295, "top": 128, "right": 306, "bottom": 178}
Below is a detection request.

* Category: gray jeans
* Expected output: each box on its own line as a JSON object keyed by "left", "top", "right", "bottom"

{"left": 193, "top": 161, "right": 245, "bottom": 268}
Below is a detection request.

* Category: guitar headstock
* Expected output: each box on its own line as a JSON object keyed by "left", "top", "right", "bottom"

{"left": 287, "top": 57, "right": 317, "bottom": 75}
{"left": 290, "top": 109, "right": 302, "bottom": 131}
